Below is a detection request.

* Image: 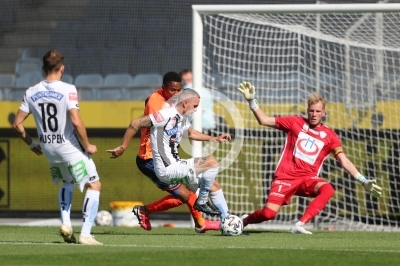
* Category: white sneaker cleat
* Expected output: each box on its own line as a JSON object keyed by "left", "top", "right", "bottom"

{"left": 60, "top": 224, "right": 76, "bottom": 244}
{"left": 78, "top": 235, "right": 103, "bottom": 245}
{"left": 289, "top": 224, "right": 312, "bottom": 234}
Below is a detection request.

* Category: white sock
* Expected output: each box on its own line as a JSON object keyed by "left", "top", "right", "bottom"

{"left": 210, "top": 189, "right": 229, "bottom": 219}
{"left": 58, "top": 182, "right": 74, "bottom": 227}
{"left": 296, "top": 221, "right": 305, "bottom": 226}
{"left": 80, "top": 190, "right": 100, "bottom": 237}
{"left": 197, "top": 167, "right": 218, "bottom": 204}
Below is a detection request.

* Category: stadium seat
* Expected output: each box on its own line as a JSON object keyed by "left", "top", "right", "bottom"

{"left": 98, "top": 73, "right": 134, "bottom": 100}
{"left": 131, "top": 73, "right": 162, "bottom": 88}
{"left": 0, "top": 74, "right": 15, "bottom": 87}
{"left": 74, "top": 73, "right": 104, "bottom": 101}
{"left": 104, "top": 73, "right": 133, "bottom": 86}
{"left": 0, "top": 74, "right": 15, "bottom": 101}
{"left": 61, "top": 73, "right": 74, "bottom": 84}
{"left": 15, "top": 71, "right": 43, "bottom": 87}
{"left": 15, "top": 58, "right": 43, "bottom": 77}
{"left": 128, "top": 73, "right": 162, "bottom": 101}
{"left": 126, "top": 87, "right": 153, "bottom": 101}
{"left": 9, "top": 71, "right": 44, "bottom": 101}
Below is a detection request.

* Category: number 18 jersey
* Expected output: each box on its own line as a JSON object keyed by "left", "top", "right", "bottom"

{"left": 19, "top": 80, "right": 84, "bottom": 163}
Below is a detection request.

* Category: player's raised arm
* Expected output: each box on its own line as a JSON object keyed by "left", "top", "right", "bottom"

{"left": 107, "top": 115, "right": 152, "bottom": 158}
{"left": 336, "top": 152, "right": 382, "bottom": 197}
{"left": 187, "top": 127, "right": 231, "bottom": 142}
{"left": 237, "top": 81, "right": 276, "bottom": 128}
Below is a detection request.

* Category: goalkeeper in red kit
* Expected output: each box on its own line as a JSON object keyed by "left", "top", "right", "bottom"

{"left": 237, "top": 81, "right": 383, "bottom": 234}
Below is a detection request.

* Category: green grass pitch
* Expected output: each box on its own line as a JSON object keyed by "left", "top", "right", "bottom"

{"left": 0, "top": 226, "right": 399, "bottom": 266}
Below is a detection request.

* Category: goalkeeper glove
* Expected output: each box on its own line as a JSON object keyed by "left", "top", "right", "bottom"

{"left": 356, "top": 173, "right": 382, "bottom": 198}
{"left": 237, "top": 81, "right": 259, "bottom": 111}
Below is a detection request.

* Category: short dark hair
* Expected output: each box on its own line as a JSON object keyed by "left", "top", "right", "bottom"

{"left": 42, "top": 50, "right": 64, "bottom": 75}
{"left": 163, "top": 72, "right": 181, "bottom": 86}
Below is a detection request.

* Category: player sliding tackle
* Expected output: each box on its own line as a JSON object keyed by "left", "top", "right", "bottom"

{"left": 107, "top": 88, "right": 231, "bottom": 217}
{"left": 237, "top": 81, "right": 382, "bottom": 234}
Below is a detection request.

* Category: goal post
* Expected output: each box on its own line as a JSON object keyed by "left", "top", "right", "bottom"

{"left": 192, "top": 3, "right": 400, "bottom": 231}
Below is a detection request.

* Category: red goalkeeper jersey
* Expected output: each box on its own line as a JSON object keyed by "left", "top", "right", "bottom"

{"left": 274, "top": 115, "right": 343, "bottom": 179}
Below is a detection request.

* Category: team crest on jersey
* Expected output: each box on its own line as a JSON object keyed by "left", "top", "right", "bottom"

{"left": 69, "top": 92, "right": 78, "bottom": 100}
{"left": 294, "top": 131, "right": 324, "bottom": 165}
{"left": 153, "top": 111, "right": 164, "bottom": 123}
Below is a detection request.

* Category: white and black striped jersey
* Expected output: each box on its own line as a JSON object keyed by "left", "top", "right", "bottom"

{"left": 148, "top": 106, "right": 191, "bottom": 176}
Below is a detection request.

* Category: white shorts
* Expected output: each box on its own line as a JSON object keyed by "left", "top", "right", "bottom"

{"left": 158, "top": 158, "right": 199, "bottom": 192}
{"left": 49, "top": 153, "right": 100, "bottom": 192}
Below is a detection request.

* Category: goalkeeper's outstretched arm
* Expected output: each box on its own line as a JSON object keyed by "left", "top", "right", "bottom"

{"left": 237, "top": 81, "right": 276, "bottom": 128}
{"left": 336, "top": 152, "right": 382, "bottom": 198}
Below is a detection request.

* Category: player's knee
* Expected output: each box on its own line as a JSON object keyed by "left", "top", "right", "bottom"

{"left": 319, "top": 183, "right": 335, "bottom": 198}
{"left": 170, "top": 186, "right": 190, "bottom": 202}
{"left": 207, "top": 156, "right": 218, "bottom": 168}
{"left": 210, "top": 180, "right": 221, "bottom": 192}
{"left": 86, "top": 180, "right": 101, "bottom": 191}
{"left": 261, "top": 207, "right": 278, "bottom": 220}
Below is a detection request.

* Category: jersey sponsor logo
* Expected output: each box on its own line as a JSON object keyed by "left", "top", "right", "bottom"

{"left": 31, "top": 91, "right": 63, "bottom": 102}
{"left": 273, "top": 180, "right": 291, "bottom": 187}
{"left": 294, "top": 131, "right": 324, "bottom": 165}
{"left": 270, "top": 192, "right": 285, "bottom": 198}
{"left": 165, "top": 126, "right": 182, "bottom": 136}
{"left": 170, "top": 176, "right": 190, "bottom": 186}
{"left": 153, "top": 111, "right": 164, "bottom": 123}
{"left": 69, "top": 92, "right": 78, "bottom": 101}
{"left": 67, "top": 160, "right": 88, "bottom": 184}
{"left": 39, "top": 134, "right": 66, "bottom": 144}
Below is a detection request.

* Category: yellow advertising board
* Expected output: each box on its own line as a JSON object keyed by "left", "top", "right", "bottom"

{"left": 0, "top": 100, "right": 398, "bottom": 129}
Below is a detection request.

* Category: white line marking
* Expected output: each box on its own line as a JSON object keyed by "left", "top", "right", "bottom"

{"left": 0, "top": 242, "right": 399, "bottom": 253}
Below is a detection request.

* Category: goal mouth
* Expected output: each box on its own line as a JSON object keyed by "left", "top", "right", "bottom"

{"left": 193, "top": 4, "right": 400, "bottom": 231}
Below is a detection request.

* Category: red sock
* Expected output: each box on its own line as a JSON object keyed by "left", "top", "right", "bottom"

{"left": 299, "top": 184, "right": 335, "bottom": 224}
{"left": 186, "top": 191, "right": 205, "bottom": 227}
{"left": 146, "top": 195, "right": 183, "bottom": 213}
{"left": 203, "top": 220, "right": 220, "bottom": 231}
{"left": 244, "top": 207, "right": 277, "bottom": 226}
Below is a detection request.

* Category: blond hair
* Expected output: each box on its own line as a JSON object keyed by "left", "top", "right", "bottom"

{"left": 307, "top": 92, "right": 326, "bottom": 109}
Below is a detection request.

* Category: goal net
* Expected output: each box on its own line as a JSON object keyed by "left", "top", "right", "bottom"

{"left": 193, "top": 4, "right": 400, "bottom": 231}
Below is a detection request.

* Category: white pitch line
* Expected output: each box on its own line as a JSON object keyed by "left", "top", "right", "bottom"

{"left": 0, "top": 242, "right": 399, "bottom": 253}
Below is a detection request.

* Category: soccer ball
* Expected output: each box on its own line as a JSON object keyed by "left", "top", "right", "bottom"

{"left": 95, "top": 210, "right": 113, "bottom": 226}
{"left": 220, "top": 214, "right": 243, "bottom": 236}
